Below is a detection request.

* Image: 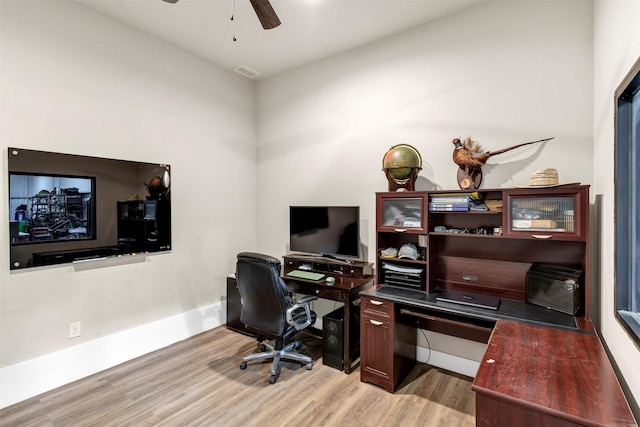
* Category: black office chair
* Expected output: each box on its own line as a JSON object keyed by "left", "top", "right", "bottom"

{"left": 235, "top": 252, "right": 317, "bottom": 384}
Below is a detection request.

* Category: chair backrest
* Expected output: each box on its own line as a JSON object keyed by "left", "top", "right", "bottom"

{"left": 235, "top": 252, "right": 292, "bottom": 337}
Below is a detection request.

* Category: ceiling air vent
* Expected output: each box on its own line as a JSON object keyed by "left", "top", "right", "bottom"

{"left": 234, "top": 65, "right": 261, "bottom": 79}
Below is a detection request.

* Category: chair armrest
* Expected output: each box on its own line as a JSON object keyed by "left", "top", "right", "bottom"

{"left": 295, "top": 295, "right": 318, "bottom": 305}
{"left": 286, "top": 296, "right": 318, "bottom": 331}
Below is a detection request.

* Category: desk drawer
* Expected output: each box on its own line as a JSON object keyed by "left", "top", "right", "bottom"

{"left": 362, "top": 296, "right": 394, "bottom": 320}
{"left": 290, "top": 281, "right": 343, "bottom": 301}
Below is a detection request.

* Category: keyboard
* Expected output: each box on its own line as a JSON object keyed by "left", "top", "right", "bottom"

{"left": 286, "top": 270, "right": 325, "bottom": 281}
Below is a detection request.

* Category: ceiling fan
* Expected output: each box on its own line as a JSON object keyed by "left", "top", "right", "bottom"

{"left": 160, "top": 0, "right": 281, "bottom": 30}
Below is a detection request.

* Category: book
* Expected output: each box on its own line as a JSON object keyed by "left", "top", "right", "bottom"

{"left": 429, "top": 205, "right": 469, "bottom": 212}
{"left": 512, "top": 219, "right": 558, "bottom": 229}
{"left": 429, "top": 202, "right": 468, "bottom": 208}
{"left": 430, "top": 196, "right": 470, "bottom": 203}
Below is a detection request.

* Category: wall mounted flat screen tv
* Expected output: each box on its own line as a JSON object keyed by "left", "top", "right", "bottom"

{"left": 8, "top": 147, "right": 171, "bottom": 270}
{"left": 289, "top": 206, "right": 360, "bottom": 260}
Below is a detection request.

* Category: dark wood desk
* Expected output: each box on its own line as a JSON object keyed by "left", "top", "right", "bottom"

{"left": 359, "top": 286, "right": 637, "bottom": 426}
{"left": 283, "top": 273, "right": 374, "bottom": 374}
{"left": 473, "top": 320, "right": 637, "bottom": 427}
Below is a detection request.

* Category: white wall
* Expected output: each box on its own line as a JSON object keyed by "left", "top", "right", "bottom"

{"left": 256, "top": 1, "right": 593, "bottom": 366}
{"left": 593, "top": 0, "right": 640, "bottom": 411}
{"left": 0, "top": 0, "right": 257, "bottom": 406}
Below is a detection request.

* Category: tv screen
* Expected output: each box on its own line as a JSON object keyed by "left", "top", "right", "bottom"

{"left": 289, "top": 206, "right": 360, "bottom": 259}
{"left": 9, "top": 172, "right": 96, "bottom": 245}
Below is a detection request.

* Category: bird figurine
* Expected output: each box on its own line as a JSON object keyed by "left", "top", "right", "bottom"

{"left": 452, "top": 136, "right": 554, "bottom": 189}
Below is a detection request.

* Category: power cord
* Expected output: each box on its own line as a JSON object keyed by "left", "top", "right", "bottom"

{"left": 419, "top": 328, "right": 432, "bottom": 365}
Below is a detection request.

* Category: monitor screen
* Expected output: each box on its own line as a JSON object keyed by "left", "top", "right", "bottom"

{"left": 289, "top": 206, "right": 360, "bottom": 259}
{"left": 9, "top": 172, "right": 95, "bottom": 244}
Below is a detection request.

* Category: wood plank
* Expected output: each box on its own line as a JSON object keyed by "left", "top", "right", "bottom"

{"left": 0, "top": 327, "right": 475, "bottom": 426}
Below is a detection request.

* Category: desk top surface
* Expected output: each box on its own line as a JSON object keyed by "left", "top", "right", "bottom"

{"left": 360, "top": 285, "right": 582, "bottom": 331}
{"left": 472, "top": 320, "right": 637, "bottom": 426}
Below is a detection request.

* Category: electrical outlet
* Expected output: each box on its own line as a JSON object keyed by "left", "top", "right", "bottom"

{"left": 69, "top": 321, "right": 81, "bottom": 338}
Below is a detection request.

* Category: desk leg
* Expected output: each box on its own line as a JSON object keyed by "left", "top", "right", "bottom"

{"left": 343, "top": 296, "right": 353, "bottom": 374}
{"left": 343, "top": 290, "right": 363, "bottom": 374}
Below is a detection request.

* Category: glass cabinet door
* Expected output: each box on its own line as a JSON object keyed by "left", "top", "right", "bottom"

{"left": 503, "top": 187, "right": 588, "bottom": 241}
{"left": 376, "top": 192, "right": 428, "bottom": 232}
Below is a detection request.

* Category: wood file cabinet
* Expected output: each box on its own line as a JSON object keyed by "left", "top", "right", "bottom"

{"left": 360, "top": 295, "right": 415, "bottom": 393}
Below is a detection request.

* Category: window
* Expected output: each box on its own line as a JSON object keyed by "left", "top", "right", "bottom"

{"left": 615, "top": 56, "right": 640, "bottom": 344}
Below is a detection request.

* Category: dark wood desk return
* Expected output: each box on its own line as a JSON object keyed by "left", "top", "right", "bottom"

{"left": 473, "top": 320, "right": 637, "bottom": 427}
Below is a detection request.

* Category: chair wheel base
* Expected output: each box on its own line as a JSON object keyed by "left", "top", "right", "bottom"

{"left": 306, "top": 363, "right": 313, "bottom": 370}
{"left": 268, "top": 374, "right": 278, "bottom": 384}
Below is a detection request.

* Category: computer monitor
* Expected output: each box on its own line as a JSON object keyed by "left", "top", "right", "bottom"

{"left": 289, "top": 206, "right": 360, "bottom": 260}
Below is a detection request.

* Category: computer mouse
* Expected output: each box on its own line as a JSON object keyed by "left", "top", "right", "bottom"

{"left": 325, "top": 277, "right": 335, "bottom": 284}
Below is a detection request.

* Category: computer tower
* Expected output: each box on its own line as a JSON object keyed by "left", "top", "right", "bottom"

{"left": 322, "top": 305, "right": 360, "bottom": 371}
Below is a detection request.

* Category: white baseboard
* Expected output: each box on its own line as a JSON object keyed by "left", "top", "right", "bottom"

{"left": 0, "top": 301, "right": 225, "bottom": 410}
{"left": 417, "top": 345, "right": 480, "bottom": 378}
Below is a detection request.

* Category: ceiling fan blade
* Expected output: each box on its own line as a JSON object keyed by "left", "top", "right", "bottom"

{"left": 250, "top": 0, "right": 281, "bottom": 30}
{"left": 161, "top": 0, "right": 179, "bottom": 3}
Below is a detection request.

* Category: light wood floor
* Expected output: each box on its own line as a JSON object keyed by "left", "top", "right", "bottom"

{"left": 0, "top": 326, "right": 475, "bottom": 427}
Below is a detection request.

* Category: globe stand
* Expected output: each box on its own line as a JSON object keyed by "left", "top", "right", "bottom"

{"left": 384, "top": 167, "right": 421, "bottom": 191}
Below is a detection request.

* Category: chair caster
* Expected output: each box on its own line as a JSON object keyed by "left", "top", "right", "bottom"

{"left": 240, "top": 361, "right": 247, "bottom": 370}
{"left": 268, "top": 374, "right": 278, "bottom": 384}
{"left": 293, "top": 341, "right": 302, "bottom": 351}
{"left": 306, "top": 363, "right": 313, "bottom": 370}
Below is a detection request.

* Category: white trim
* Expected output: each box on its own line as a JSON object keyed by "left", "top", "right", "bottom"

{"left": 417, "top": 345, "right": 480, "bottom": 378}
{"left": 0, "top": 301, "right": 225, "bottom": 409}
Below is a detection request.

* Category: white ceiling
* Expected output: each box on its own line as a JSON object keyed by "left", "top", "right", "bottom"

{"left": 71, "top": 0, "right": 487, "bottom": 79}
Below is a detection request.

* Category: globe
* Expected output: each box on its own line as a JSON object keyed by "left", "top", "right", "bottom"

{"left": 382, "top": 144, "right": 422, "bottom": 184}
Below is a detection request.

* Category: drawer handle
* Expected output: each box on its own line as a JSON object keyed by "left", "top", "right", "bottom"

{"left": 394, "top": 228, "right": 407, "bottom": 233}
{"left": 532, "top": 234, "right": 553, "bottom": 239}
{"left": 316, "top": 290, "right": 320, "bottom": 294}
{"left": 369, "top": 319, "right": 384, "bottom": 326}
{"left": 462, "top": 275, "right": 478, "bottom": 281}
{"left": 370, "top": 300, "right": 384, "bottom": 306}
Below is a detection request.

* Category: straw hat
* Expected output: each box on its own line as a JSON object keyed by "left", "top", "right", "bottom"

{"left": 530, "top": 168, "right": 559, "bottom": 186}
{"left": 515, "top": 168, "right": 580, "bottom": 188}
